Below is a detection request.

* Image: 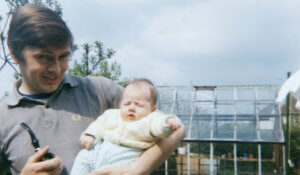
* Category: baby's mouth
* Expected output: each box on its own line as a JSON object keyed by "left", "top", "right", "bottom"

{"left": 128, "top": 114, "right": 136, "bottom": 119}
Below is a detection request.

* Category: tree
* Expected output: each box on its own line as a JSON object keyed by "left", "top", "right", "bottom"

{"left": 68, "top": 41, "right": 128, "bottom": 86}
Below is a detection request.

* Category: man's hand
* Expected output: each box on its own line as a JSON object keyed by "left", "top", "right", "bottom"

{"left": 88, "top": 164, "right": 133, "bottom": 175}
{"left": 80, "top": 134, "right": 95, "bottom": 150}
{"left": 167, "top": 118, "right": 181, "bottom": 131}
{"left": 20, "top": 146, "right": 63, "bottom": 175}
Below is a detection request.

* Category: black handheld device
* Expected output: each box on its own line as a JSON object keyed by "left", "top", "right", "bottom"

{"left": 20, "top": 122, "right": 55, "bottom": 160}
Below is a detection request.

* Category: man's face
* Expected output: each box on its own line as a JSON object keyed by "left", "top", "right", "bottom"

{"left": 16, "top": 46, "right": 71, "bottom": 94}
{"left": 120, "top": 85, "right": 155, "bottom": 121}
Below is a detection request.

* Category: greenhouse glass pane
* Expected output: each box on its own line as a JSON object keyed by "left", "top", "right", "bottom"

{"left": 213, "top": 115, "right": 234, "bottom": 139}
{"left": 216, "top": 104, "right": 234, "bottom": 115}
{"left": 158, "top": 88, "right": 174, "bottom": 101}
{"left": 256, "top": 87, "right": 277, "bottom": 101}
{"left": 159, "top": 102, "right": 173, "bottom": 113}
{"left": 236, "top": 143, "right": 259, "bottom": 174}
{"left": 237, "top": 118, "right": 257, "bottom": 141}
{"left": 195, "top": 90, "right": 214, "bottom": 101}
{"left": 258, "top": 104, "right": 277, "bottom": 115}
{"left": 194, "top": 102, "right": 214, "bottom": 115}
{"left": 177, "top": 89, "right": 193, "bottom": 101}
{"left": 214, "top": 143, "right": 234, "bottom": 174}
{"left": 156, "top": 85, "right": 284, "bottom": 143}
{"left": 189, "top": 115, "right": 212, "bottom": 140}
{"left": 261, "top": 144, "right": 277, "bottom": 175}
{"left": 259, "top": 115, "right": 284, "bottom": 142}
{"left": 216, "top": 88, "right": 234, "bottom": 101}
{"left": 176, "top": 102, "right": 192, "bottom": 115}
{"left": 236, "top": 87, "right": 254, "bottom": 101}
{"left": 236, "top": 102, "right": 255, "bottom": 114}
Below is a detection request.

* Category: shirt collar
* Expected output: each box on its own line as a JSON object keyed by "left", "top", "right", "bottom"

{"left": 5, "top": 74, "right": 79, "bottom": 107}
{"left": 63, "top": 74, "right": 79, "bottom": 88}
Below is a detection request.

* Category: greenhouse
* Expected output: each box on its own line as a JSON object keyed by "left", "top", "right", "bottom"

{"left": 155, "top": 85, "right": 286, "bottom": 175}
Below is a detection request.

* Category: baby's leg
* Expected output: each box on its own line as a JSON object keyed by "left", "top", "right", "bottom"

{"left": 71, "top": 141, "right": 103, "bottom": 175}
{"left": 95, "top": 141, "right": 142, "bottom": 170}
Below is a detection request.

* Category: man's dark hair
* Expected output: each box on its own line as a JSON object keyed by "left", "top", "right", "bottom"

{"left": 7, "top": 4, "right": 73, "bottom": 62}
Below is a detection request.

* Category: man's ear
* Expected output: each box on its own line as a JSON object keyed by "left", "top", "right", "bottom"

{"left": 152, "top": 105, "right": 157, "bottom": 111}
{"left": 8, "top": 48, "right": 19, "bottom": 64}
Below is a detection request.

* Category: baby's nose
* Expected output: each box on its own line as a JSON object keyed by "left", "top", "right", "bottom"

{"left": 129, "top": 105, "right": 136, "bottom": 112}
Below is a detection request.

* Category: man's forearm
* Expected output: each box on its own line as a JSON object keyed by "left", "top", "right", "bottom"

{"left": 133, "top": 124, "right": 185, "bottom": 175}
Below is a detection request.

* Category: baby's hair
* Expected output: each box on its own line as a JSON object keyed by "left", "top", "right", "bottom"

{"left": 127, "top": 78, "right": 157, "bottom": 106}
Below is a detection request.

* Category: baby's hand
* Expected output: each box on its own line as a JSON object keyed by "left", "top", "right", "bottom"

{"left": 167, "top": 118, "right": 181, "bottom": 131}
{"left": 80, "top": 134, "right": 95, "bottom": 150}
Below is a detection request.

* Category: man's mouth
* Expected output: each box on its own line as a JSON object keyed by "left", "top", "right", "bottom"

{"left": 42, "top": 76, "right": 59, "bottom": 84}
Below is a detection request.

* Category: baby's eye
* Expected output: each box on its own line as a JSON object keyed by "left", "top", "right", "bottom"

{"left": 135, "top": 103, "right": 144, "bottom": 107}
{"left": 123, "top": 102, "right": 130, "bottom": 106}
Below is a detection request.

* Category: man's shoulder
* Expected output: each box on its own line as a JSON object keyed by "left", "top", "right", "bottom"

{"left": 104, "top": 108, "right": 120, "bottom": 114}
{"left": 86, "top": 76, "right": 118, "bottom": 88}
{"left": 86, "top": 76, "right": 123, "bottom": 96}
{"left": 68, "top": 75, "right": 119, "bottom": 89}
{"left": 0, "top": 93, "right": 13, "bottom": 110}
{"left": 66, "top": 75, "right": 123, "bottom": 110}
{"left": 0, "top": 98, "right": 12, "bottom": 129}
{"left": 0, "top": 100, "right": 6, "bottom": 110}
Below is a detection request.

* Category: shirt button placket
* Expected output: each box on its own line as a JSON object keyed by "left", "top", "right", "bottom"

{"left": 43, "top": 104, "right": 53, "bottom": 127}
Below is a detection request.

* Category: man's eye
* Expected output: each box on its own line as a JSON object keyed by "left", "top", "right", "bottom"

{"left": 37, "top": 54, "right": 51, "bottom": 61}
{"left": 59, "top": 54, "right": 71, "bottom": 61}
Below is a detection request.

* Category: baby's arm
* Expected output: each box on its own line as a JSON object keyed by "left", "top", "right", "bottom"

{"left": 79, "top": 110, "right": 111, "bottom": 150}
{"left": 150, "top": 111, "right": 182, "bottom": 138}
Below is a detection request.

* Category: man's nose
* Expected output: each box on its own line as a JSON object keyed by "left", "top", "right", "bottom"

{"left": 48, "top": 59, "right": 61, "bottom": 72}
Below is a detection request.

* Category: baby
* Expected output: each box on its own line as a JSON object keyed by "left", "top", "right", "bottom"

{"left": 71, "top": 78, "right": 181, "bottom": 175}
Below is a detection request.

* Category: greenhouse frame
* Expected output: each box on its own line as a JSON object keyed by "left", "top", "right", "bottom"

{"left": 156, "top": 85, "right": 285, "bottom": 175}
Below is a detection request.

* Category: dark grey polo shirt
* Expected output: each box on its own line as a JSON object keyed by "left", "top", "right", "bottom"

{"left": 0, "top": 75, "right": 122, "bottom": 175}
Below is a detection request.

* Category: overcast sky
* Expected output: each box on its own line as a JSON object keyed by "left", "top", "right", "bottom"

{"left": 1, "top": 0, "right": 300, "bottom": 96}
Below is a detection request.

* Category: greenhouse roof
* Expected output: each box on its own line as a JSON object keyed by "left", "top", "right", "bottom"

{"left": 157, "top": 85, "right": 284, "bottom": 144}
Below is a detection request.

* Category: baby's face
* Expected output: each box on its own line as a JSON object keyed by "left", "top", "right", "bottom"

{"left": 120, "top": 85, "right": 154, "bottom": 121}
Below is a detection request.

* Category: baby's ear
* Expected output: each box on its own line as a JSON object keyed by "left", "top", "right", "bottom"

{"left": 152, "top": 105, "right": 157, "bottom": 111}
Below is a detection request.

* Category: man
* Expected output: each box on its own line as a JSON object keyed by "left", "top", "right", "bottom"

{"left": 0, "top": 4, "right": 185, "bottom": 175}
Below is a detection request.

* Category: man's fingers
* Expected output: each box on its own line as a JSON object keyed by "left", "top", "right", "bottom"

{"left": 23, "top": 146, "right": 63, "bottom": 174}
{"left": 175, "top": 123, "right": 180, "bottom": 129}
{"left": 34, "top": 156, "right": 62, "bottom": 171}
{"left": 28, "top": 146, "right": 50, "bottom": 162}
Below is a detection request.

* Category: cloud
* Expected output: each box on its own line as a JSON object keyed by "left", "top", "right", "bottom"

{"left": 110, "top": 0, "right": 300, "bottom": 85}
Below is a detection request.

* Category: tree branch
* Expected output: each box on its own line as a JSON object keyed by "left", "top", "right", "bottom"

{"left": 0, "top": 7, "right": 20, "bottom": 76}
{"left": 0, "top": 7, "right": 13, "bottom": 72}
